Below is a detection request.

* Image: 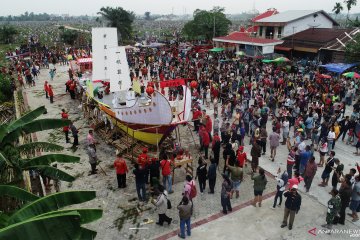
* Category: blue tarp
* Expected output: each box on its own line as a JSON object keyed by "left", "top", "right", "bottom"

{"left": 319, "top": 63, "right": 359, "bottom": 73}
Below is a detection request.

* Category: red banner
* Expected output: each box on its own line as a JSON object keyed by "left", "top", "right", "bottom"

{"left": 160, "top": 79, "right": 186, "bottom": 88}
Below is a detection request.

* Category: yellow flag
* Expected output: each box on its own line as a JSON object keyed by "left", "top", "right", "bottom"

{"left": 86, "top": 80, "right": 94, "bottom": 98}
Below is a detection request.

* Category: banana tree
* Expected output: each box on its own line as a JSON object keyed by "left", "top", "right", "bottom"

{"left": 0, "top": 106, "right": 79, "bottom": 184}
{"left": 0, "top": 185, "right": 102, "bottom": 240}
{"left": 0, "top": 106, "right": 80, "bottom": 213}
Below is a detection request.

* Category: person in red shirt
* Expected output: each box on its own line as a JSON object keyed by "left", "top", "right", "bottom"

{"left": 114, "top": 151, "right": 128, "bottom": 188}
{"left": 200, "top": 125, "right": 210, "bottom": 159}
{"left": 192, "top": 108, "right": 202, "bottom": 132}
{"left": 236, "top": 146, "right": 248, "bottom": 168}
{"left": 205, "top": 115, "right": 212, "bottom": 136}
{"left": 69, "top": 81, "right": 76, "bottom": 99}
{"left": 138, "top": 148, "right": 150, "bottom": 183}
{"left": 44, "top": 81, "right": 49, "bottom": 99}
{"left": 48, "top": 84, "right": 54, "bottom": 103}
{"left": 18, "top": 75, "right": 24, "bottom": 89}
{"left": 160, "top": 154, "right": 173, "bottom": 193}
{"left": 61, "top": 109, "right": 70, "bottom": 143}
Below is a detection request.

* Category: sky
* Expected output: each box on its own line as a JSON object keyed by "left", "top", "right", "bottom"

{"left": 1, "top": 0, "right": 360, "bottom": 16}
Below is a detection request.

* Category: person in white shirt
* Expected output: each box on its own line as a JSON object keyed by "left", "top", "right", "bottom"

{"left": 282, "top": 118, "right": 290, "bottom": 144}
{"left": 327, "top": 127, "right": 336, "bottom": 155}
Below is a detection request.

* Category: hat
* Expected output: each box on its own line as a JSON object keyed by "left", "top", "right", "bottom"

{"left": 291, "top": 185, "right": 298, "bottom": 190}
{"left": 297, "top": 128, "right": 303, "bottom": 132}
{"left": 238, "top": 146, "right": 244, "bottom": 151}
{"left": 142, "top": 148, "right": 148, "bottom": 153}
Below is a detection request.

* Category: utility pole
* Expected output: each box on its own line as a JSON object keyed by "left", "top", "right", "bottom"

{"left": 291, "top": 26, "right": 296, "bottom": 59}
{"left": 213, "top": 14, "right": 216, "bottom": 39}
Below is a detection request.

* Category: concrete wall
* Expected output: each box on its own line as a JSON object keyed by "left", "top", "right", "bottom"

{"left": 283, "top": 13, "right": 333, "bottom": 37}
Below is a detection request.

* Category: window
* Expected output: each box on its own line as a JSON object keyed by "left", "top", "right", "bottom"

{"left": 117, "top": 69, "right": 121, "bottom": 74}
{"left": 116, "top": 60, "right": 121, "bottom": 64}
{"left": 104, "top": 67, "right": 107, "bottom": 70}
{"left": 103, "top": 34, "right": 107, "bottom": 38}
{"left": 104, "top": 45, "right": 107, "bottom": 49}
{"left": 104, "top": 56, "right": 107, "bottom": 60}
{"left": 259, "top": 26, "right": 263, "bottom": 37}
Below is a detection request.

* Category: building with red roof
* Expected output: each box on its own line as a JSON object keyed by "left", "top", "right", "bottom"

{"left": 213, "top": 31, "right": 283, "bottom": 56}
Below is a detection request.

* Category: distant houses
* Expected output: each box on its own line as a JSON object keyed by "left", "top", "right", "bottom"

{"left": 213, "top": 9, "right": 359, "bottom": 62}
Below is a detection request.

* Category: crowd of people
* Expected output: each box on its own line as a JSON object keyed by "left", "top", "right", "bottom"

{"left": 4, "top": 38, "right": 360, "bottom": 236}
{"left": 121, "top": 43, "right": 360, "bottom": 232}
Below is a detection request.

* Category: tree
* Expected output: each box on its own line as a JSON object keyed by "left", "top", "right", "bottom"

{"left": 344, "top": 0, "right": 358, "bottom": 23}
{"left": 182, "top": 7, "right": 232, "bottom": 41}
{"left": 345, "top": 33, "right": 360, "bottom": 62}
{"left": 0, "top": 106, "right": 80, "bottom": 214}
{"left": 0, "top": 25, "right": 18, "bottom": 44}
{"left": 97, "top": 7, "right": 135, "bottom": 43}
{"left": 0, "top": 106, "right": 80, "bottom": 185}
{"left": 332, "top": 2, "right": 344, "bottom": 17}
{"left": 60, "top": 30, "right": 78, "bottom": 45}
{"left": 0, "top": 186, "right": 102, "bottom": 240}
{"left": 144, "top": 12, "right": 151, "bottom": 20}
{"left": 0, "top": 73, "right": 13, "bottom": 103}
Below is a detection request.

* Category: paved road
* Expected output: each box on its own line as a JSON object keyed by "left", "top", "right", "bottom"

{"left": 22, "top": 64, "right": 359, "bottom": 240}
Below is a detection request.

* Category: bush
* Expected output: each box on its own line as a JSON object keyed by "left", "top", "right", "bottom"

{"left": 0, "top": 73, "right": 13, "bottom": 103}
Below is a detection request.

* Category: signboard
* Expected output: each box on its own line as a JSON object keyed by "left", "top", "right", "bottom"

{"left": 92, "top": 28, "right": 118, "bottom": 81}
{"left": 160, "top": 79, "right": 186, "bottom": 88}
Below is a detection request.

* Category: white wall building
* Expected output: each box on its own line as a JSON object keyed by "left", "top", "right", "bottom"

{"left": 254, "top": 10, "right": 338, "bottom": 40}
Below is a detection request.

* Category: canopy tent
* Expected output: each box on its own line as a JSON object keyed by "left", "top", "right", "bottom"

{"left": 319, "top": 63, "right": 359, "bottom": 74}
{"left": 209, "top": 47, "right": 224, "bottom": 52}
{"left": 273, "top": 57, "right": 290, "bottom": 63}
{"left": 235, "top": 51, "right": 245, "bottom": 56}
{"left": 343, "top": 72, "right": 360, "bottom": 79}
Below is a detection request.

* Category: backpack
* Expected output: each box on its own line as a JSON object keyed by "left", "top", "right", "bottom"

{"left": 163, "top": 193, "right": 172, "bottom": 209}
{"left": 188, "top": 182, "right": 197, "bottom": 200}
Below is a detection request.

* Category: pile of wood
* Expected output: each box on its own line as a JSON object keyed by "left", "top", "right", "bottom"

{"left": 0, "top": 103, "right": 14, "bottom": 124}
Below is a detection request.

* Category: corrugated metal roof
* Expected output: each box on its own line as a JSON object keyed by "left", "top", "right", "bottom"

{"left": 213, "top": 32, "right": 283, "bottom": 45}
{"left": 252, "top": 9, "right": 279, "bottom": 22}
{"left": 255, "top": 10, "right": 321, "bottom": 23}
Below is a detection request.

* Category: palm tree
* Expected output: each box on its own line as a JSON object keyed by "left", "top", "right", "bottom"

{"left": 0, "top": 185, "right": 102, "bottom": 240}
{"left": 0, "top": 106, "right": 80, "bottom": 212}
{"left": 344, "top": 0, "right": 358, "bottom": 23}
{"left": 98, "top": 7, "right": 135, "bottom": 43}
{"left": 333, "top": 2, "right": 344, "bottom": 18}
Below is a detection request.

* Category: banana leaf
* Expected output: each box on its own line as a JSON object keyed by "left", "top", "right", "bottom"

{"left": 0, "top": 211, "right": 82, "bottom": 240}
{"left": 78, "top": 227, "right": 97, "bottom": 240}
{"left": 0, "top": 125, "right": 7, "bottom": 144}
{"left": 0, "top": 185, "right": 39, "bottom": 202}
{"left": 32, "top": 209, "right": 103, "bottom": 224}
{"left": 3, "top": 106, "right": 46, "bottom": 138}
{"left": 0, "top": 151, "right": 13, "bottom": 169}
{"left": 21, "top": 154, "right": 80, "bottom": 168}
{"left": 7, "top": 191, "right": 96, "bottom": 225}
{"left": 0, "top": 212, "right": 9, "bottom": 228}
{"left": 18, "top": 142, "right": 64, "bottom": 155}
{"left": 1, "top": 119, "right": 71, "bottom": 146}
{"left": 23, "top": 165, "right": 75, "bottom": 182}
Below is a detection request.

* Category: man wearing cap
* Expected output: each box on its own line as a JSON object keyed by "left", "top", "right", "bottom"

{"left": 281, "top": 185, "right": 302, "bottom": 230}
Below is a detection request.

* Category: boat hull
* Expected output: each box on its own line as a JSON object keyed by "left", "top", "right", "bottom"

{"left": 99, "top": 105, "right": 176, "bottom": 145}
